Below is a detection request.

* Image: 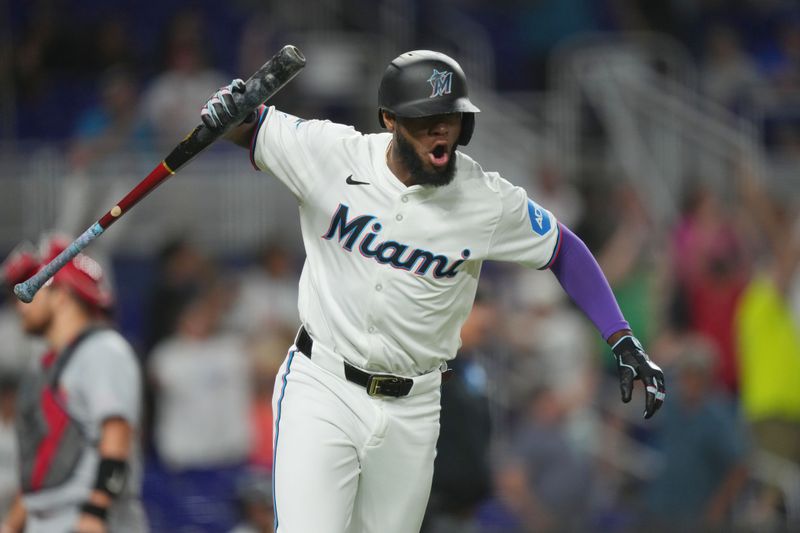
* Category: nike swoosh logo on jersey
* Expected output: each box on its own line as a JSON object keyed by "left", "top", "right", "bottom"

{"left": 345, "top": 175, "right": 370, "bottom": 186}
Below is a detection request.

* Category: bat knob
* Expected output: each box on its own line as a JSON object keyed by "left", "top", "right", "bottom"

{"left": 14, "top": 282, "right": 35, "bottom": 303}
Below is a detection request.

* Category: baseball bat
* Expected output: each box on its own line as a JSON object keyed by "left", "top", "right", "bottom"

{"left": 14, "top": 44, "right": 306, "bottom": 303}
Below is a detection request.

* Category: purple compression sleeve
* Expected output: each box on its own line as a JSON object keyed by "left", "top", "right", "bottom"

{"left": 549, "top": 224, "right": 630, "bottom": 340}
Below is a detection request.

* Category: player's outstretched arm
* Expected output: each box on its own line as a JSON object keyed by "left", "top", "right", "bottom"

{"left": 548, "top": 223, "right": 666, "bottom": 418}
{"left": 201, "top": 78, "right": 259, "bottom": 148}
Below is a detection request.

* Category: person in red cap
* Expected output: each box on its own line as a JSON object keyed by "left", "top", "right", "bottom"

{"left": 0, "top": 235, "right": 147, "bottom": 533}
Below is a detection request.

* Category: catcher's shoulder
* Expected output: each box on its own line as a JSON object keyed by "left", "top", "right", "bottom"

{"left": 89, "top": 329, "right": 135, "bottom": 353}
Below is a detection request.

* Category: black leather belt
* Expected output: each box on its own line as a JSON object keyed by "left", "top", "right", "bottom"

{"left": 295, "top": 326, "right": 414, "bottom": 397}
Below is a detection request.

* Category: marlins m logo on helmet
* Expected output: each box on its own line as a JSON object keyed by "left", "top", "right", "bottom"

{"left": 428, "top": 69, "right": 452, "bottom": 98}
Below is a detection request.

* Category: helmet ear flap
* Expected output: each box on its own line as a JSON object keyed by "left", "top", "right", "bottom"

{"left": 458, "top": 113, "right": 475, "bottom": 146}
{"left": 378, "top": 109, "right": 397, "bottom": 129}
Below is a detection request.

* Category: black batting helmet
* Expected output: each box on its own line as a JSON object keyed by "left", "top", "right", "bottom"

{"left": 378, "top": 50, "right": 480, "bottom": 146}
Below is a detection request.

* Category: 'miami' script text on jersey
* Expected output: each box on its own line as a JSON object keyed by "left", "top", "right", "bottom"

{"left": 322, "top": 203, "right": 471, "bottom": 279}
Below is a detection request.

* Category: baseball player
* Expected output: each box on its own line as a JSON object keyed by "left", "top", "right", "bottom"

{"left": 201, "top": 50, "right": 666, "bottom": 533}
{"left": 0, "top": 236, "right": 146, "bottom": 533}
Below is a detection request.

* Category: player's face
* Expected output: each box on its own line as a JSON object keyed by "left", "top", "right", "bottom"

{"left": 14, "top": 285, "right": 55, "bottom": 336}
{"left": 392, "top": 113, "right": 461, "bottom": 187}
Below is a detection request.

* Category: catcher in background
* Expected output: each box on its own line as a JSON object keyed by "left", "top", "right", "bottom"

{"left": 202, "top": 49, "right": 666, "bottom": 532}
{"left": 0, "top": 236, "right": 146, "bottom": 533}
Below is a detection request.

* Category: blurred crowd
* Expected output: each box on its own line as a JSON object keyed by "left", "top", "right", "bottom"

{"left": 1, "top": 0, "right": 800, "bottom": 532}
{"left": 6, "top": 0, "right": 800, "bottom": 140}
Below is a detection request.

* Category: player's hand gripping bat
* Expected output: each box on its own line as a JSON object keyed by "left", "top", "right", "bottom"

{"left": 14, "top": 45, "right": 306, "bottom": 303}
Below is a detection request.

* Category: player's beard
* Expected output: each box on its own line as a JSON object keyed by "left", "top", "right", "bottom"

{"left": 395, "top": 130, "right": 457, "bottom": 188}
{"left": 20, "top": 310, "right": 52, "bottom": 336}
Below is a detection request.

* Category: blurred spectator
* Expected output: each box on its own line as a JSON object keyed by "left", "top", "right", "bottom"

{"left": 736, "top": 165, "right": 800, "bottom": 466}
{"left": 140, "top": 238, "right": 216, "bottom": 477}
{"left": 504, "top": 270, "right": 596, "bottom": 419}
{"left": 10, "top": 3, "right": 140, "bottom": 139}
{"left": 12, "top": 2, "right": 90, "bottom": 104}
{"left": 145, "top": 282, "right": 252, "bottom": 532}
{"left": 585, "top": 388, "right": 662, "bottom": 532}
{"left": 246, "top": 330, "right": 294, "bottom": 473}
{"left": 762, "top": 15, "right": 800, "bottom": 91}
{"left": 700, "top": 24, "right": 763, "bottom": 110}
{"left": 670, "top": 184, "right": 750, "bottom": 394}
{"left": 144, "top": 238, "right": 215, "bottom": 353}
{"left": 750, "top": 12, "right": 800, "bottom": 162}
{"left": 645, "top": 334, "right": 749, "bottom": 532}
{"left": 492, "top": 385, "right": 595, "bottom": 532}
{"left": 770, "top": 119, "right": 800, "bottom": 162}
{"left": 529, "top": 161, "right": 584, "bottom": 229}
{"left": 90, "top": 16, "right": 138, "bottom": 73}
{"left": 466, "top": 0, "right": 599, "bottom": 90}
{"left": 596, "top": 183, "right": 662, "bottom": 350}
{"left": 0, "top": 371, "right": 19, "bottom": 519}
{"left": 605, "top": 0, "right": 683, "bottom": 37}
{"left": 148, "top": 282, "right": 251, "bottom": 469}
{"left": 423, "top": 296, "right": 494, "bottom": 533}
{"left": 55, "top": 66, "right": 153, "bottom": 247}
{"left": 236, "top": 11, "right": 279, "bottom": 81}
{"left": 66, "top": 66, "right": 151, "bottom": 173}
{"left": 225, "top": 243, "right": 300, "bottom": 337}
{"left": 140, "top": 9, "right": 227, "bottom": 151}
{"left": 229, "top": 469, "right": 274, "bottom": 533}
{"left": 12, "top": 3, "right": 60, "bottom": 102}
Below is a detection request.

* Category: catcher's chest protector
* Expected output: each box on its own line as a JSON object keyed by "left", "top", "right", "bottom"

{"left": 15, "top": 327, "right": 104, "bottom": 492}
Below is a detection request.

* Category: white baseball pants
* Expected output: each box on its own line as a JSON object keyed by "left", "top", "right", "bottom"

{"left": 271, "top": 345, "right": 442, "bottom": 533}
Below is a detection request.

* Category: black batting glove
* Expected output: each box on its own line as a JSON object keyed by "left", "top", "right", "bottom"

{"left": 201, "top": 79, "right": 254, "bottom": 130}
{"left": 611, "top": 335, "right": 666, "bottom": 419}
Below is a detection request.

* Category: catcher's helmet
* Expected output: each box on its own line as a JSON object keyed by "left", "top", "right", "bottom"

{"left": 378, "top": 50, "right": 480, "bottom": 146}
{"left": 1, "top": 235, "right": 113, "bottom": 312}
{"left": 39, "top": 235, "right": 113, "bottom": 312}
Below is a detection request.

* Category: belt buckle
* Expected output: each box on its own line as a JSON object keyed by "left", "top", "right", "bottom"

{"left": 367, "top": 374, "right": 403, "bottom": 397}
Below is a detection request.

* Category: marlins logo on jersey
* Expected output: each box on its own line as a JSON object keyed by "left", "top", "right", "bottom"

{"left": 428, "top": 69, "right": 452, "bottom": 98}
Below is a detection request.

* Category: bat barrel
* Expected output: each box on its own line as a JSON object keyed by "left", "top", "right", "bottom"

{"left": 164, "top": 45, "right": 306, "bottom": 173}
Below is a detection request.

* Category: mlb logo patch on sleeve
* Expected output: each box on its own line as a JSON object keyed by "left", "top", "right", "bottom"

{"left": 527, "top": 199, "right": 552, "bottom": 236}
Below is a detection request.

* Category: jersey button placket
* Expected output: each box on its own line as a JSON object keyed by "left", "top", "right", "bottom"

{"left": 366, "top": 271, "right": 386, "bottom": 363}
{"left": 365, "top": 191, "right": 407, "bottom": 365}
{"left": 396, "top": 190, "right": 416, "bottom": 222}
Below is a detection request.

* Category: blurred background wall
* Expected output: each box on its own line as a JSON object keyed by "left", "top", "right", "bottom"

{"left": 1, "top": 0, "right": 800, "bottom": 532}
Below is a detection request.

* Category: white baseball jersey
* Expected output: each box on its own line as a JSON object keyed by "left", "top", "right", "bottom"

{"left": 252, "top": 107, "right": 560, "bottom": 376}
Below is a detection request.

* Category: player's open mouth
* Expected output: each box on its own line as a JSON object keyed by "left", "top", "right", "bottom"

{"left": 429, "top": 143, "right": 449, "bottom": 167}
